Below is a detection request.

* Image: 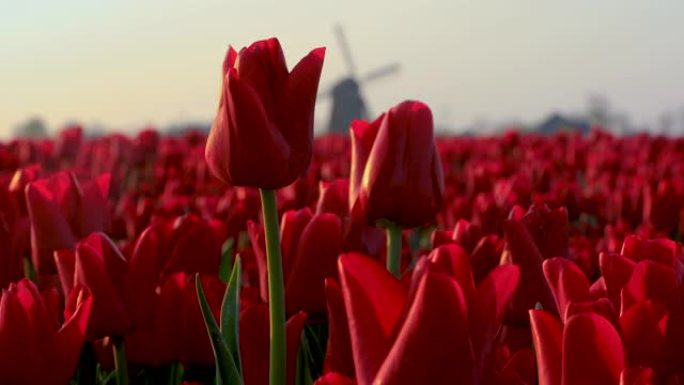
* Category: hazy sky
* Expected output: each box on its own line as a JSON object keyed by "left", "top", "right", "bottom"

{"left": 2, "top": 0, "right": 684, "bottom": 138}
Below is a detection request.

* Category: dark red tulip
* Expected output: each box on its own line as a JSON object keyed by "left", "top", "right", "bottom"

{"left": 205, "top": 38, "right": 326, "bottom": 189}
{"left": 53, "top": 125, "right": 83, "bottom": 163}
{"left": 26, "top": 172, "right": 110, "bottom": 274}
{"left": 530, "top": 310, "right": 624, "bottom": 385}
{"left": 323, "top": 279, "right": 355, "bottom": 378}
{"left": 503, "top": 220, "right": 557, "bottom": 323}
{"left": 240, "top": 303, "right": 307, "bottom": 385}
{"left": 0, "top": 279, "right": 93, "bottom": 385}
{"left": 249, "top": 208, "right": 342, "bottom": 315}
{"left": 316, "top": 179, "right": 349, "bottom": 219}
{"left": 542, "top": 258, "right": 591, "bottom": 321}
{"left": 349, "top": 100, "right": 444, "bottom": 228}
{"left": 336, "top": 248, "right": 520, "bottom": 385}
{"left": 57, "top": 232, "right": 132, "bottom": 339}
{"left": 519, "top": 203, "right": 569, "bottom": 260}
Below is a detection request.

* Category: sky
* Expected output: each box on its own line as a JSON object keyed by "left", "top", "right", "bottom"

{"left": 2, "top": 0, "right": 684, "bottom": 138}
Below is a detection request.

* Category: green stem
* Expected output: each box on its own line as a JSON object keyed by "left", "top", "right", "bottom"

{"left": 259, "top": 189, "right": 286, "bottom": 385}
{"left": 113, "top": 337, "right": 129, "bottom": 385}
{"left": 386, "top": 222, "right": 403, "bottom": 277}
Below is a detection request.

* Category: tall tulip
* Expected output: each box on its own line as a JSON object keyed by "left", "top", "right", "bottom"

{"left": 205, "top": 38, "right": 325, "bottom": 190}
{"left": 205, "top": 38, "right": 325, "bottom": 385}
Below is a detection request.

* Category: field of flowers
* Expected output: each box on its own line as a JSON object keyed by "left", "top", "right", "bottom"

{"left": 2, "top": 38, "right": 684, "bottom": 385}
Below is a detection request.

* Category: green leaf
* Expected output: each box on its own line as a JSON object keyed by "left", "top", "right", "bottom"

{"left": 220, "top": 255, "right": 242, "bottom": 375}
{"left": 219, "top": 238, "right": 235, "bottom": 283}
{"left": 195, "top": 275, "right": 243, "bottom": 385}
{"left": 295, "top": 335, "right": 314, "bottom": 385}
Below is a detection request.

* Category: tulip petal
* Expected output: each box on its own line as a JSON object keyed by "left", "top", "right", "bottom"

{"left": 543, "top": 258, "right": 591, "bottom": 321}
{"left": 473, "top": 264, "right": 520, "bottom": 357}
{"left": 280, "top": 208, "right": 314, "bottom": 283}
{"left": 279, "top": 46, "right": 325, "bottom": 173}
{"left": 286, "top": 213, "right": 342, "bottom": 315}
{"left": 504, "top": 220, "right": 557, "bottom": 322}
{"left": 235, "top": 37, "right": 288, "bottom": 116}
{"left": 373, "top": 272, "right": 474, "bottom": 385}
{"left": 562, "top": 313, "right": 624, "bottom": 385}
{"left": 338, "top": 253, "right": 408, "bottom": 385}
{"left": 323, "top": 279, "right": 355, "bottom": 378}
{"left": 427, "top": 244, "right": 475, "bottom": 303}
{"left": 622, "top": 260, "right": 678, "bottom": 313}
{"left": 599, "top": 252, "right": 636, "bottom": 309}
{"left": 51, "top": 289, "right": 93, "bottom": 385}
{"left": 349, "top": 116, "right": 383, "bottom": 221}
{"left": 529, "top": 309, "right": 563, "bottom": 385}
{"left": 619, "top": 300, "right": 668, "bottom": 370}
{"left": 314, "top": 372, "right": 356, "bottom": 385}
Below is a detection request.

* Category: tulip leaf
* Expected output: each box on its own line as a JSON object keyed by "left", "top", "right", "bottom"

{"left": 219, "top": 238, "right": 235, "bottom": 283}
{"left": 195, "top": 274, "right": 243, "bottom": 385}
{"left": 220, "top": 255, "right": 242, "bottom": 375}
{"left": 295, "top": 335, "right": 314, "bottom": 385}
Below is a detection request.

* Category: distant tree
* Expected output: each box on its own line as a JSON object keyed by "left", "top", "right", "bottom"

{"left": 13, "top": 116, "right": 48, "bottom": 138}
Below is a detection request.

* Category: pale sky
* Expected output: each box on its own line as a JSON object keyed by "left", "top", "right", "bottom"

{"left": 2, "top": 0, "right": 684, "bottom": 138}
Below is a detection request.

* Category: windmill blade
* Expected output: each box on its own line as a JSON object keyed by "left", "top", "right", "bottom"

{"left": 335, "top": 24, "right": 357, "bottom": 76}
{"left": 361, "top": 62, "right": 400, "bottom": 84}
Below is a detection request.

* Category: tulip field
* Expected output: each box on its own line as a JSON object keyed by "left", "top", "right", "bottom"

{"left": 3, "top": 38, "right": 684, "bottom": 385}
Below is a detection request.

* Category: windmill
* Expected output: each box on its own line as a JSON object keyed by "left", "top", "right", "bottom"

{"left": 320, "top": 24, "right": 401, "bottom": 134}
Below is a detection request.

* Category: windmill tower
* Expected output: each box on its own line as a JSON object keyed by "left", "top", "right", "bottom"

{"left": 321, "top": 24, "right": 401, "bottom": 134}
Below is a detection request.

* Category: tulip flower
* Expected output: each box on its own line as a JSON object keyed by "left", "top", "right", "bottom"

{"left": 0, "top": 279, "right": 93, "bottom": 385}
{"left": 248, "top": 208, "right": 343, "bottom": 316}
{"left": 349, "top": 100, "right": 444, "bottom": 276}
{"left": 327, "top": 245, "right": 521, "bottom": 385}
{"left": 349, "top": 100, "right": 444, "bottom": 228}
{"left": 239, "top": 304, "right": 307, "bottom": 385}
{"left": 503, "top": 220, "right": 557, "bottom": 323}
{"left": 56, "top": 232, "right": 132, "bottom": 340}
{"left": 205, "top": 38, "right": 325, "bottom": 189}
{"left": 52, "top": 125, "right": 83, "bottom": 164}
{"left": 530, "top": 310, "right": 624, "bottom": 385}
{"left": 26, "top": 171, "right": 110, "bottom": 274}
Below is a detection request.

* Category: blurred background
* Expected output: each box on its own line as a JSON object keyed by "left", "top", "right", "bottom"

{"left": 2, "top": 0, "right": 684, "bottom": 139}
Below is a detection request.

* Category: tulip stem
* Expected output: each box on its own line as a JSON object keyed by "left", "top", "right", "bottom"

{"left": 113, "top": 336, "right": 129, "bottom": 385}
{"left": 259, "top": 188, "right": 287, "bottom": 385}
{"left": 386, "top": 222, "right": 402, "bottom": 277}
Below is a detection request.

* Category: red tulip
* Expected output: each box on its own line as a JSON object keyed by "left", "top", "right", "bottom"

{"left": 205, "top": 38, "right": 326, "bottom": 189}
{"left": 249, "top": 208, "right": 342, "bottom": 315}
{"left": 518, "top": 203, "right": 569, "bottom": 260}
{"left": 53, "top": 125, "right": 83, "bottom": 163}
{"left": 530, "top": 310, "right": 624, "bottom": 385}
{"left": 56, "top": 232, "right": 132, "bottom": 339}
{"left": 128, "top": 214, "right": 224, "bottom": 284}
{"left": 323, "top": 279, "right": 355, "bottom": 378}
{"left": 316, "top": 179, "right": 349, "bottom": 219}
{"left": 503, "top": 220, "right": 557, "bottom": 323}
{"left": 333, "top": 246, "right": 520, "bottom": 385}
{"left": 349, "top": 100, "right": 444, "bottom": 228}
{"left": 26, "top": 171, "right": 110, "bottom": 274}
{"left": 0, "top": 279, "right": 93, "bottom": 385}
{"left": 240, "top": 303, "right": 307, "bottom": 385}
